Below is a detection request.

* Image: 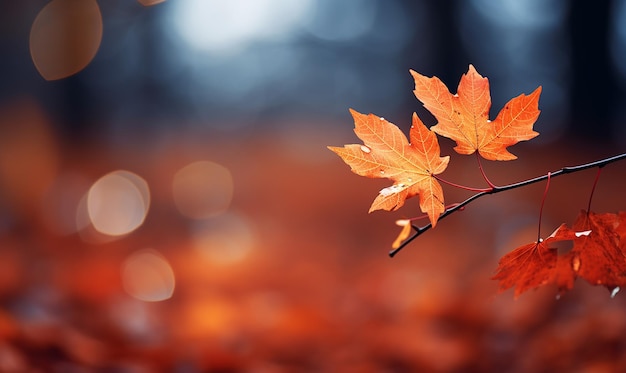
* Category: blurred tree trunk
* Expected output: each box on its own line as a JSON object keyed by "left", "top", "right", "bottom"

{"left": 402, "top": 0, "right": 468, "bottom": 121}
{"left": 569, "top": 1, "right": 615, "bottom": 141}
{"left": 426, "top": 0, "right": 468, "bottom": 86}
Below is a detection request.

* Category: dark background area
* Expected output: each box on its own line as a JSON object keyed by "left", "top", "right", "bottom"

{"left": 0, "top": 1, "right": 626, "bottom": 372}
{"left": 1, "top": 0, "right": 625, "bottom": 143}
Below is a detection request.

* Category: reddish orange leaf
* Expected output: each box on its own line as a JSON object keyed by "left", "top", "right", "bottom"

{"left": 564, "top": 211, "right": 626, "bottom": 293}
{"left": 328, "top": 109, "right": 449, "bottom": 226}
{"left": 492, "top": 224, "right": 578, "bottom": 298}
{"left": 410, "top": 65, "right": 542, "bottom": 161}
{"left": 494, "top": 211, "right": 626, "bottom": 298}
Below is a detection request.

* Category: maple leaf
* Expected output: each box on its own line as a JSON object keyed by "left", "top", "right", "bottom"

{"left": 560, "top": 211, "right": 626, "bottom": 293}
{"left": 492, "top": 224, "right": 578, "bottom": 298}
{"left": 494, "top": 211, "right": 626, "bottom": 297}
{"left": 328, "top": 109, "right": 449, "bottom": 226}
{"left": 410, "top": 65, "right": 542, "bottom": 161}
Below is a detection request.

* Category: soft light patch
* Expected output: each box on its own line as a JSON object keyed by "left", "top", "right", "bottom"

{"left": 192, "top": 212, "right": 255, "bottom": 264}
{"left": 172, "top": 161, "right": 233, "bottom": 219}
{"left": 122, "top": 249, "right": 175, "bottom": 302}
{"left": 87, "top": 171, "right": 150, "bottom": 236}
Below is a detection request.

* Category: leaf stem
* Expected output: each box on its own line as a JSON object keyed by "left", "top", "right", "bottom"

{"left": 586, "top": 168, "right": 603, "bottom": 214}
{"left": 433, "top": 175, "right": 492, "bottom": 193}
{"left": 536, "top": 172, "right": 551, "bottom": 242}
{"left": 389, "top": 152, "right": 626, "bottom": 257}
{"left": 476, "top": 153, "right": 497, "bottom": 189}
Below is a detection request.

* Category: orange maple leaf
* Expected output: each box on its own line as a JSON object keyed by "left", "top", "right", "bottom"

{"left": 410, "top": 65, "right": 542, "bottom": 161}
{"left": 328, "top": 109, "right": 449, "bottom": 226}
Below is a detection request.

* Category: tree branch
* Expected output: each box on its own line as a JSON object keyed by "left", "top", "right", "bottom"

{"left": 389, "top": 152, "right": 626, "bottom": 257}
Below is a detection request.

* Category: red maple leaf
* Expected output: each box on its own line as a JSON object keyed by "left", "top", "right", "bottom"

{"left": 494, "top": 211, "right": 626, "bottom": 297}
{"left": 492, "top": 224, "right": 577, "bottom": 298}
{"left": 559, "top": 211, "right": 626, "bottom": 293}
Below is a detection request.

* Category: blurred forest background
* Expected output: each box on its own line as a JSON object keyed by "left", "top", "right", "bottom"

{"left": 1, "top": 0, "right": 626, "bottom": 371}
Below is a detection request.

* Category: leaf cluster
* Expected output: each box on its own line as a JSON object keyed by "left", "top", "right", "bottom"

{"left": 329, "top": 65, "right": 541, "bottom": 228}
{"left": 329, "top": 65, "right": 626, "bottom": 298}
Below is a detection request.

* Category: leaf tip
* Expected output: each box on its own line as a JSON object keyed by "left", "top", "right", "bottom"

{"left": 349, "top": 108, "right": 370, "bottom": 125}
{"left": 409, "top": 68, "right": 426, "bottom": 82}
{"left": 411, "top": 111, "right": 425, "bottom": 127}
{"left": 327, "top": 145, "right": 340, "bottom": 154}
{"left": 430, "top": 216, "right": 438, "bottom": 228}
{"left": 466, "top": 64, "right": 483, "bottom": 78}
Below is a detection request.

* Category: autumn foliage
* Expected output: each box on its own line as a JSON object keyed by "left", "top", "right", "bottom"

{"left": 327, "top": 110, "right": 449, "bottom": 225}
{"left": 411, "top": 65, "right": 541, "bottom": 161}
{"left": 494, "top": 211, "right": 626, "bottom": 298}
{"left": 329, "top": 65, "right": 626, "bottom": 298}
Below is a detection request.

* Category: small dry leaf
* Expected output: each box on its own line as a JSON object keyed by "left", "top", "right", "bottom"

{"left": 392, "top": 220, "right": 412, "bottom": 249}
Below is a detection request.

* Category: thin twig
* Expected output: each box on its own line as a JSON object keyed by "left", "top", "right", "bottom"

{"left": 389, "top": 152, "right": 626, "bottom": 257}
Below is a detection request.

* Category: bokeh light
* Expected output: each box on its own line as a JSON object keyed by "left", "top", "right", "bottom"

{"left": 191, "top": 211, "right": 255, "bottom": 264}
{"left": 87, "top": 171, "right": 150, "bottom": 236}
{"left": 29, "top": 0, "right": 103, "bottom": 80}
{"left": 303, "top": 0, "right": 377, "bottom": 42}
{"left": 171, "top": 0, "right": 312, "bottom": 54}
{"left": 122, "top": 249, "right": 175, "bottom": 302}
{"left": 172, "top": 161, "right": 233, "bottom": 219}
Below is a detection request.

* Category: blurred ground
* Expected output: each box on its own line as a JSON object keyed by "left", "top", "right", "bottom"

{"left": 1, "top": 99, "right": 626, "bottom": 372}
